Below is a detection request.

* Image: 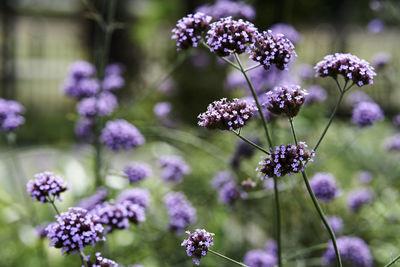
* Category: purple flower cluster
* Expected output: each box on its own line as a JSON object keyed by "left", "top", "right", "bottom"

{"left": 206, "top": 17, "right": 257, "bottom": 56}
{"left": 172, "top": 12, "right": 212, "bottom": 50}
{"left": 346, "top": 90, "right": 372, "bottom": 107}
{"left": 26, "top": 171, "right": 68, "bottom": 203}
{"left": 117, "top": 188, "right": 151, "bottom": 210}
{"left": 243, "top": 249, "right": 277, "bottom": 267}
{"left": 250, "top": 30, "right": 297, "bottom": 71}
{"left": 304, "top": 85, "right": 327, "bottom": 105}
{"left": 87, "top": 252, "right": 118, "bottom": 267}
{"left": 62, "top": 61, "right": 97, "bottom": 99}
{"left": 263, "top": 85, "right": 307, "bottom": 117}
{"left": 218, "top": 181, "right": 247, "bottom": 205}
{"left": 77, "top": 92, "right": 118, "bottom": 118}
{"left": 367, "top": 19, "right": 384, "bottom": 34}
{"left": 46, "top": 207, "right": 105, "bottom": 254}
{"left": 210, "top": 171, "right": 235, "bottom": 190}
{"left": 198, "top": 98, "right": 257, "bottom": 131}
{"left": 123, "top": 162, "right": 152, "bottom": 183}
{"left": 348, "top": 188, "right": 374, "bottom": 212}
{"left": 158, "top": 155, "right": 191, "bottom": 183}
{"left": 309, "top": 172, "right": 340, "bottom": 203}
{"left": 384, "top": 134, "right": 400, "bottom": 151}
{"left": 352, "top": 101, "right": 383, "bottom": 127}
{"left": 77, "top": 187, "right": 108, "bottom": 211}
{"left": 323, "top": 236, "right": 372, "bottom": 267}
{"left": 100, "top": 119, "right": 145, "bottom": 151}
{"left": 326, "top": 216, "right": 344, "bottom": 235}
{"left": 314, "top": 53, "right": 376, "bottom": 87}
{"left": 0, "top": 98, "right": 25, "bottom": 132}
{"left": 372, "top": 52, "right": 391, "bottom": 70}
{"left": 269, "top": 23, "right": 301, "bottom": 44}
{"left": 196, "top": 0, "right": 255, "bottom": 20}
{"left": 393, "top": 114, "right": 400, "bottom": 127}
{"left": 257, "top": 142, "right": 314, "bottom": 179}
{"left": 230, "top": 137, "right": 260, "bottom": 168}
{"left": 36, "top": 223, "right": 50, "bottom": 238}
{"left": 164, "top": 191, "right": 196, "bottom": 233}
{"left": 153, "top": 102, "right": 172, "bottom": 118}
{"left": 75, "top": 118, "right": 95, "bottom": 141}
{"left": 358, "top": 171, "right": 373, "bottom": 184}
{"left": 181, "top": 229, "right": 214, "bottom": 265}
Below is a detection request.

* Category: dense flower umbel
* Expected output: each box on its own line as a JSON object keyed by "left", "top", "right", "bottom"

{"left": 87, "top": 252, "right": 118, "bottom": 267}
{"left": 77, "top": 92, "right": 118, "bottom": 118}
{"left": 314, "top": 53, "right": 376, "bottom": 87}
{"left": 323, "top": 236, "right": 372, "bottom": 267}
{"left": 196, "top": 0, "right": 255, "bottom": 20}
{"left": 309, "top": 172, "right": 340, "bottom": 203}
{"left": 158, "top": 155, "right": 191, "bottom": 183}
{"left": 206, "top": 17, "right": 257, "bottom": 56}
{"left": 164, "top": 191, "right": 196, "bottom": 233}
{"left": 0, "top": 98, "right": 25, "bottom": 132}
{"left": 198, "top": 98, "right": 256, "bottom": 130}
{"left": 210, "top": 171, "right": 234, "bottom": 190}
{"left": 77, "top": 187, "right": 108, "bottom": 211}
{"left": 75, "top": 118, "right": 95, "bottom": 141}
{"left": 123, "top": 162, "right": 152, "bottom": 183}
{"left": 304, "top": 85, "right": 327, "bottom": 105}
{"left": 181, "top": 229, "right": 214, "bottom": 265}
{"left": 352, "top": 101, "right": 383, "bottom": 127}
{"left": 348, "top": 188, "right": 374, "bottom": 213}
{"left": 26, "top": 172, "right": 68, "bottom": 203}
{"left": 264, "top": 85, "right": 307, "bottom": 117}
{"left": 117, "top": 188, "right": 151, "bottom": 210}
{"left": 269, "top": 23, "right": 301, "bottom": 44}
{"left": 100, "top": 119, "right": 145, "bottom": 151}
{"left": 325, "top": 216, "right": 344, "bottom": 235}
{"left": 250, "top": 30, "right": 297, "bottom": 71}
{"left": 46, "top": 207, "right": 105, "bottom": 254}
{"left": 258, "top": 142, "right": 314, "bottom": 179}
{"left": 172, "top": 12, "right": 212, "bottom": 50}
{"left": 243, "top": 249, "right": 278, "bottom": 267}
{"left": 218, "top": 181, "right": 247, "bottom": 205}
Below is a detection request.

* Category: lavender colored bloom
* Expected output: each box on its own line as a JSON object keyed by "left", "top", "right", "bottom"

{"left": 243, "top": 249, "right": 277, "bottom": 267}
{"left": 0, "top": 98, "right": 25, "bottom": 132}
{"left": 36, "top": 223, "right": 50, "bottom": 239}
{"left": 75, "top": 118, "right": 94, "bottom": 141}
{"left": 325, "top": 216, "right": 343, "bottom": 235}
{"left": 257, "top": 142, "right": 314, "bottom": 179}
{"left": 298, "top": 64, "right": 314, "bottom": 80}
{"left": 230, "top": 137, "right": 260, "bottom": 168}
{"left": 77, "top": 92, "right": 118, "bottom": 118}
{"left": 323, "top": 236, "right": 372, "bottom": 267}
{"left": 105, "top": 63, "right": 124, "bottom": 76}
{"left": 206, "top": 17, "right": 257, "bottom": 57}
{"left": 2, "top": 114, "right": 25, "bottom": 132}
{"left": 393, "top": 114, "right": 400, "bottom": 127}
{"left": 153, "top": 102, "right": 172, "bottom": 118}
{"left": 367, "top": 19, "right": 385, "bottom": 34}
{"left": 77, "top": 187, "right": 108, "bottom": 211}
{"left": 123, "top": 162, "right": 152, "bottom": 183}
{"left": 250, "top": 30, "right": 296, "bottom": 71}
{"left": 46, "top": 207, "right": 105, "bottom": 254}
{"left": 352, "top": 101, "right": 383, "bottom": 127}
{"left": 103, "top": 75, "right": 125, "bottom": 91}
{"left": 219, "top": 181, "right": 247, "bottom": 205}
{"left": 309, "top": 172, "right": 339, "bottom": 203}
{"left": 314, "top": 53, "right": 376, "bottom": 87}
{"left": 172, "top": 12, "right": 212, "bottom": 51}
{"left": 87, "top": 252, "right": 118, "bottom": 267}
{"left": 372, "top": 52, "right": 391, "bottom": 70}
{"left": 196, "top": 0, "right": 255, "bottom": 20}
{"left": 348, "top": 189, "right": 374, "bottom": 212}
{"left": 62, "top": 61, "right": 98, "bottom": 99}
{"left": 181, "top": 229, "right": 214, "bottom": 265}
{"left": 385, "top": 134, "right": 400, "bottom": 151}
{"left": 198, "top": 98, "right": 257, "bottom": 131}
{"left": 164, "top": 191, "right": 196, "bottom": 233}
{"left": 117, "top": 188, "right": 151, "bottom": 210}
{"left": 264, "top": 85, "right": 307, "bottom": 117}
{"left": 158, "top": 155, "right": 191, "bottom": 183}
{"left": 100, "top": 119, "right": 145, "bottom": 151}
{"left": 67, "top": 61, "right": 96, "bottom": 79}
{"left": 26, "top": 171, "right": 68, "bottom": 203}
{"left": 269, "top": 23, "right": 301, "bottom": 44}
{"left": 211, "top": 171, "right": 234, "bottom": 190}
{"left": 358, "top": 171, "right": 372, "bottom": 184}
{"left": 264, "top": 239, "right": 278, "bottom": 257}
{"left": 304, "top": 85, "right": 327, "bottom": 105}
{"left": 346, "top": 90, "right": 373, "bottom": 107}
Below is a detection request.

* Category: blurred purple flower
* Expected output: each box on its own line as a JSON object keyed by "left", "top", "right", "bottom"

{"left": 210, "top": 171, "right": 234, "bottom": 190}
{"left": 153, "top": 102, "right": 172, "bottom": 118}
{"left": 117, "top": 188, "right": 151, "bottom": 210}
{"left": 105, "top": 63, "right": 125, "bottom": 76}
{"left": 196, "top": 0, "right": 255, "bottom": 20}
{"left": 265, "top": 239, "right": 278, "bottom": 257}
{"left": 218, "top": 181, "right": 247, "bottom": 205}
{"left": 77, "top": 187, "right": 108, "bottom": 211}
{"left": 77, "top": 92, "right": 118, "bottom": 118}
{"left": 325, "top": 216, "right": 343, "bottom": 235}
{"left": 103, "top": 75, "right": 125, "bottom": 91}
{"left": 164, "top": 192, "right": 196, "bottom": 233}
{"left": 309, "top": 172, "right": 340, "bottom": 203}
{"left": 372, "top": 52, "right": 391, "bottom": 70}
{"left": 269, "top": 23, "right": 301, "bottom": 44}
{"left": 158, "top": 155, "right": 191, "bottom": 183}
{"left": 358, "top": 171, "right": 373, "bottom": 184}
{"left": 385, "top": 134, "right": 400, "bottom": 151}
{"left": 100, "top": 119, "right": 145, "bottom": 151}
{"left": 0, "top": 98, "right": 25, "bottom": 132}
{"left": 123, "top": 162, "right": 152, "bottom": 183}
{"left": 352, "top": 101, "right": 383, "bottom": 127}
{"left": 304, "top": 85, "right": 327, "bottom": 105}
{"left": 346, "top": 90, "right": 373, "bottom": 107}
{"left": 348, "top": 188, "right": 374, "bottom": 212}
{"left": 367, "top": 19, "right": 385, "bottom": 34}
{"left": 393, "top": 114, "right": 400, "bottom": 127}
{"left": 75, "top": 118, "right": 94, "bottom": 141}
{"left": 244, "top": 249, "right": 277, "bottom": 267}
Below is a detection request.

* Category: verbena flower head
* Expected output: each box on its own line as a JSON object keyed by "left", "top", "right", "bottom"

{"left": 250, "top": 30, "right": 297, "bottom": 71}
{"left": 206, "top": 17, "right": 257, "bottom": 56}
{"left": 348, "top": 188, "right": 374, "bottom": 213}
{"left": 36, "top": 223, "right": 50, "bottom": 239}
{"left": 123, "top": 162, "right": 152, "bottom": 183}
{"left": 164, "top": 191, "right": 196, "bottom": 233}
{"left": 309, "top": 172, "right": 340, "bottom": 203}
{"left": 264, "top": 85, "right": 307, "bottom": 117}
{"left": 264, "top": 239, "right": 278, "bottom": 256}
{"left": 230, "top": 137, "right": 260, "bottom": 168}
{"left": 158, "top": 155, "right": 191, "bottom": 183}
{"left": 257, "top": 142, "right": 314, "bottom": 179}
{"left": 172, "top": 12, "right": 212, "bottom": 50}
{"left": 325, "top": 216, "right": 344, "bottom": 235}
{"left": 367, "top": 19, "right": 384, "bottom": 34}
{"left": 67, "top": 61, "right": 96, "bottom": 79}
{"left": 77, "top": 92, "right": 118, "bottom": 117}
{"left": 62, "top": 61, "right": 97, "bottom": 99}
{"left": 105, "top": 63, "right": 124, "bottom": 76}
{"left": 323, "top": 236, "right": 372, "bottom": 267}
{"left": 358, "top": 171, "right": 372, "bottom": 184}
{"left": 352, "top": 101, "right": 383, "bottom": 127}
{"left": 77, "top": 187, "right": 108, "bottom": 211}
{"left": 314, "top": 53, "right": 376, "bottom": 87}
{"left": 210, "top": 171, "right": 234, "bottom": 190}
{"left": 0, "top": 98, "right": 25, "bottom": 132}
{"left": 117, "top": 188, "right": 151, "bottom": 210}
{"left": 198, "top": 98, "right": 256, "bottom": 131}
{"left": 87, "top": 252, "right": 118, "bottom": 267}
{"left": 384, "top": 134, "right": 400, "bottom": 151}
{"left": 26, "top": 171, "right": 68, "bottom": 203}
{"left": 243, "top": 249, "right": 278, "bottom": 267}
{"left": 100, "top": 119, "right": 145, "bottom": 151}
{"left": 196, "top": 0, "right": 255, "bottom": 20}
{"left": 154, "top": 102, "right": 172, "bottom": 118}
{"left": 46, "top": 207, "right": 105, "bottom": 254}
{"left": 103, "top": 75, "right": 125, "bottom": 91}
{"left": 218, "top": 181, "right": 247, "bottom": 205}
{"left": 75, "top": 118, "right": 94, "bottom": 142}
{"left": 181, "top": 229, "right": 214, "bottom": 265}
{"left": 304, "top": 85, "right": 327, "bottom": 105}
{"left": 269, "top": 23, "right": 301, "bottom": 44}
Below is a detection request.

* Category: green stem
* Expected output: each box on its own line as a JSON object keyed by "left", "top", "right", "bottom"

{"left": 288, "top": 118, "right": 297, "bottom": 144}
{"left": 273, "top": 176, "right": 282, "bottom": 266}
{"left": 244, "top": 63, "right": 261, "bottom": 72}
{"left": 48, "top": 199, "right": 61, "bottom": 216}
{"left": 284, "top": 243, "right": 327, "bottom": 261}
{"left": 201, "top": 41, "right": 240, "bottom": 70}
{"left": 208, "top": 249, "right": 249, "bottom": 267}
{"left": 232, "top": 130, "right": 269, "bottom": 155}
{"left": 384, "top": 255, "right": 400, "bottom": 267}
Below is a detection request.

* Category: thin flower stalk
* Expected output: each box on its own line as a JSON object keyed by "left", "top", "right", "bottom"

{"left": 208, "top": 249, "right": 249, "bottom": 267}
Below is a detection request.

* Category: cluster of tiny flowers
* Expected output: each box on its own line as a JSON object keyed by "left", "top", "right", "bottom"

{"left": 210, "top": 171, "right": 235, "bottom": 190}
{"left": 348, "top": 188, "right": 374, "bottom": 213}
{"left": 0, "top": 98, "right": 25, "bottom": 132}
{"left": 26, "top": 171, "right": 68, "bottom": 203}
{"left": 164, "top": 191, "right": 197, "bottom": 233}
{"left": 243, "top": 249, "right": 277, "bottom": 267}
{"left": 36, "top": 223, "right": 50, "bottom": 238}
{"left": 304, "top": 85, "right": 327, "bottom": 105}
{"left": 77, "top": 92, "right": 118, "bottom": 118}
{"left": 250, "top": 30, "right": 297, "bottom": 71}
{"left": 172, "top": 12, "right": 212, "bottom": 50}
{"left": 309, "top": 172, "right": 340, "bottom": 203}
{"left": 77, "top": 187, "right": 108, "bottom": 211}
{"left": 75, "top": 118, "right": 95, "bottom": 142}
{"left": 264, "top": 85, "right": 307, "bottom": 117}
{"left": 123, "top": 162, "right": 152, "bottom": 183}
{"left": 351, "top": 101, "right": 383, "bottom": 127}
{"left": 87, "top": 252, "right": 118, "bottom": 267}
{"left": 206, "top": 17, "right": 257, "bottom": 56}
{"left": 384, "top": 134, "right": 400, "bottom": 151}
{"left": 198, "top": 98, "right": 257, "bottom": 131}
{"left": 257, "top": 142, "right": 314, "bottom": 179}
{"left": 46, "top": 207, "right": 105, "bottom": 254}
{"left": 230, "top": 137, "right": 260, "bottom": 168}
{"left": 218, "top": 181, "right": 247, "bottom": 205}
{"left": 325, "top": 216, "right": 344, "bottom": 235}
{"left": 196, "top": 0, "right": 255, "bottom": 20}
{"left": 181, "top": 229, "right": 214, "bottom": 265}
{"left": 269, "top": 23, "right": 301, "bottom": 44}
{"left": 100, "top": 119, "right": 145, "bottom": 151}
{"left": 314, "top": 53, "right": 376, "bottom": 87}
{"left": 117, "top": 188, "right": 151, "bottom": 210}
{"left": 323, "top": 236, "right": 372, "bottom": 267}
{"left": 158, "top": 155, "right": 191, "bottom": 183}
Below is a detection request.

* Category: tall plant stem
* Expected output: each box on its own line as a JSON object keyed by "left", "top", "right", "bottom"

{"left": 208, "top": 249, "right": 249, "bottom": 267}
{"left": 273, "top": 176, "right": 282, "bottom": 265}
{"left": 384, "top": 255, "right": 400, "bottom": 267}
{"left": 232, "top": 130, "right": 269, "bottom": 155}
{"left": 289, "top": 118, "right": 342, "bottom": 267}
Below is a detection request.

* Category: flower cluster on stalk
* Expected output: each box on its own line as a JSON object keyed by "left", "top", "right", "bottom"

{"left": 263, "top": 85, "right": 307, "bottom": 117}
{"left": 26, "top": 171, "right": 68, "bottom": 203}
{"left": 117, "top": 188, "right": 151, "bottom": 210}
{"left": 86, "top": 252, "right": 118, "bottom": 267}
{"left": 164, "top": 191, "right": 197, "bottom": 233}
{"left": 309, "top": 172, "right": 340, "bottom": 203}
{"left": 158, "top": 155, "right": 191, "bottom": 183}
{"left": 123, "top": 162, "right": 153, "bottom": 183}
{"left": 351, "top": 101, "right": 383, "bottom": 127}
{"left": 0, "top": 98, "right": 25, "bottom": 132}
{"left": 100, "top": 119, "right": 145, "bottom": 151}
{"left": 181, "top": 229, "right": 215, "bottom": 265}
{"left": 196, "top": 0, "right": 255, "bottom": 20}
